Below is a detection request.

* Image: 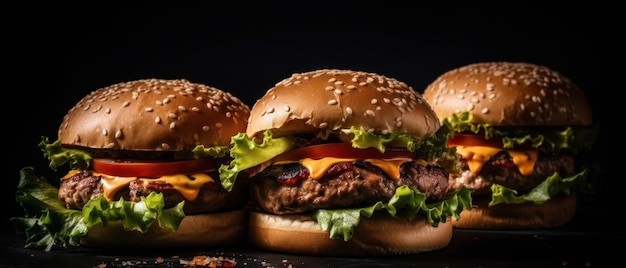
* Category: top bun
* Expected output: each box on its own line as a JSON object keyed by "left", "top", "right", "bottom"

{"left": 247, "top": 69, "right": 441, "bottom": 139}
{"left": 59, "top": 79, "right": 250, "bottom": 152}
{"left": 422, "top": 62, "right": 592, "bottom": 126}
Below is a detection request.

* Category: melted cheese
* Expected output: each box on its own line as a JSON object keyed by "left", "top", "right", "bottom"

{"left": 66, "top": 171, "right": 214, "bottom": 202}
{"left": 299, "top": 157, "right": 414, "bottom": 180}
{"left": 455, "top": 145, "right": 537, "bottom": 175}
{"left": 138, "top": 173, "right": 214, "bottom": 201}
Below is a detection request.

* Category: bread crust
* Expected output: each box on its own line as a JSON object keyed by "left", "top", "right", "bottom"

{"left": 80, "top": 209, "right": 248, "bottom": 249}
{"left": 246, "top": 69, "right": 441, "bottom": 139}
{"left": 248, "top": 211, "right": 453, "bottom": 256}
{"left": 59, "top": 79, "right": 250, "bottom": 151}
{"left": 422, "top": 62, "right": 592, "bottom": 127}
{"left": 452, "top": 194, "right": 577, "bottom": 229}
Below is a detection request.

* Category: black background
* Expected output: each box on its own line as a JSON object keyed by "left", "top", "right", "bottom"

{"left": 6, "top": 2, "right": 609, "bottom": 238}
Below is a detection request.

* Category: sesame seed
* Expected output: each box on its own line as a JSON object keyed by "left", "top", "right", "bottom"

{"left": 145, "top": 107, "right": 153, "bottom": 112}
{"left": 123, "top": 101, "right": 130, "bottom": 107}
{"left": 168, "top": 113, "right": 177, "bottom": 119}
{"left": 162, "top": 143, "right": 170, "bottom": 150}
{"left": 102, "top": 129, "right": 108, "bottom": 136}
{"left": 345, "top": 107, "right": 353, "bottom": 114}
{"left": 328, "top": 99, "right": 338, "bottom": 105}
{"left": 284, "top": 105, "right": 290, "bottom": 112}
{"left": 170, "top": 122, "right": 176, "bottom": 129}
{"left": 215, "top": 123, "right": 223, "bottom": 128}
{"left": 105, "top": 143, "right": 115, "bottom": 149}
{"left": 202, "top": 126, "right": 210, "bottom": 131}
{"left": 155, "top": 117, "right": 161, "bottom": 124}
{"left": 365, "top": 110, "right": 375, "bottom": 116}
{"left": 178, "top": 106, "right": 187, "bottom": 111}
{"left": 319, "top": 122, "right": 328, "bottom": 128}
{"left": 481, "top": 108, "right": 489, "bottom": 114}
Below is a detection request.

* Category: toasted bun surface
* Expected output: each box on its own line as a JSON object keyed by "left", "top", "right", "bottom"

{"left": 247, "top": 69, "right": 440, "bottom": 139}
{"left": 248, "top": 211, "right": 453, "bottom": 256}
{"left": 59, "top": 79, "right": 250, "bottom": 151}
{"left": 80, "top": 209, "right": 248, "bottom": 249}
{"left": 452, "top": 194, "right": 577, "bottom": 229}
{"left": 422, "top": 62, "right": 592, "bottom": 126}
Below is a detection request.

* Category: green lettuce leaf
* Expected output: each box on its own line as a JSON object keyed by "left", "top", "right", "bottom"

{"left": 219, "top": 130, "right": 298, "bottom": 191}
{"left": 11, "top": 167, "right": 87, "bottom": 250}
{"left": 11, "top": 167, "right": 186, "bottom": 251}
{"left": 443, "top": 112, "right": 599, "bottom": 152}
{"left": 219, "top": 126, "right": 453, "bottom": 191}
{"left": 490, "top": 169, "right": 586, "bottom": 206}
{"left": 313, "top": 185, "right": 472, "bottom": 241}
{"left": 343, "top": 125, "right": 452, "bottom": 160}
{"left": 191, "top": 144, "right": 231, "bottom": 159}
{"left": 38, "top": 137, "right": 92, "bottom": 171}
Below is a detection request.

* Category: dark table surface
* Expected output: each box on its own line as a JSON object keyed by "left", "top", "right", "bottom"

{"left": 1, "top": 198, "right": 620, "bottom": 268}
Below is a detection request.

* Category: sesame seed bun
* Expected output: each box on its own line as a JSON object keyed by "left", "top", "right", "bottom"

{"left": 422, "top": 62, "right": 593, "bottom": 229}
{"left": 59, "top": 78, "right": 250, "bottom": 152}
{"left": 246, "top": 69, "right": 441, "bottom": 139}
{"left": 422, "top": 62, "right": 592, "bottom": 127}
{"left": 56, "top": 79, "right": 251, "bottom": 248}
{"left": 244, "top": 69, "right": 457, "bottom": 255}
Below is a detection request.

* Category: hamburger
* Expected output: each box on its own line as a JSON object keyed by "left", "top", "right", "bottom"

{"left": 12, "top": 78, "right": 251, "bottom": 250}
{"left": 422, "top": 62, "right": 599, "bottom": 229}
{"left": 219, "top": 69, "right": 472, "bottom": 256}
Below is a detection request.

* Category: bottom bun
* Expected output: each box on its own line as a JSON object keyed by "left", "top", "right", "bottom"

{"left": 248, "top": 211, "right": 453, "bottom": 256}
{"left": 453, "top": 194, "right": 577, "bottom": 229}
{"left": 80, "top": 209, "right": 248, "bottom": 249}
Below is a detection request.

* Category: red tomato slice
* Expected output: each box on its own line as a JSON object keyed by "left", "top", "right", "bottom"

{"left": 271, "top": 143, "right": 415, "bottom": 162}
{"left": 447, "top": 134, "right": 503, "bottom": 148}
{"left": 92, "top": 157, "right": 217, "bottom": 177}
